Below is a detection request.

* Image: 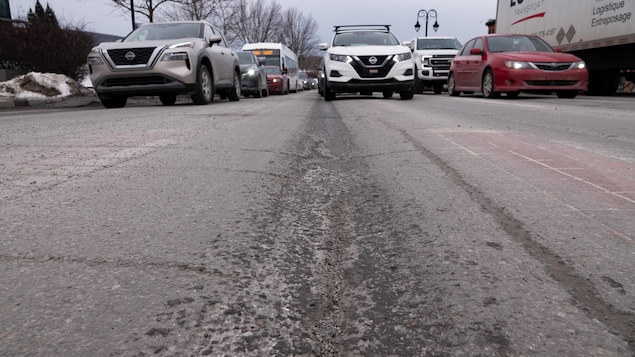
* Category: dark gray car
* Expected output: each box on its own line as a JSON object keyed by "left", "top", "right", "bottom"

{"left": 238, "top": 51, "right": 269, "bottom": 98}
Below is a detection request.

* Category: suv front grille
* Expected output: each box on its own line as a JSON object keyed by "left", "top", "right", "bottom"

{"left": 107, "top": 47, "right": 157, "bottom": 66}
{"left": 350, "top": 55, "right": 395, "bottom": 78}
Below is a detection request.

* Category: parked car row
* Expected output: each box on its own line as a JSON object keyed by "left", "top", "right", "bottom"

{"left": 316, "top": 28, "right": 588, "bottom": 101}
{"left": 87, "top": 20, "right": 313, "bottom": 109}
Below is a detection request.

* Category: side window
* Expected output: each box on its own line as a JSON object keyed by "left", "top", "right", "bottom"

{"left": 473, "top": 38, "right": 484, "bottom": 52}
{"left": 210, "top": 26, "right": 229, "bottom": 48}
{"left": 459, "top": 39, "right": 476, "bottom": 56}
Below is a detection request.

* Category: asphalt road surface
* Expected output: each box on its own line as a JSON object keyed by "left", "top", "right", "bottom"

{"left": 1, "top": 91, "right": 633, "bottom": 356}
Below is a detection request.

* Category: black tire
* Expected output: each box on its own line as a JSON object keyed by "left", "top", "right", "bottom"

{"left": 254, "top": 79, "right": 263, "bottom": 98}
{"left": 191, "top": 66, "right": 213, "bottom": 105}
{"left": 100, "top": 96, "right": 127, "bottom": 108}
{"left": 482, "top": 69, "right": 499, "bottom": 98}
{"left": 447, "top": 73, "right": 460, "bottom": 97}
{"left": 556, "top": 91, "right": 578, "bottom": 99}
{"left": 160, "top": 94, "right": 177, "bottom": 106}
{"left": 400, "top": 90, "right": 414, "bottom": 100}
{"left": 506, "top": 91, "right": 520, "bottom": 98}
{"left": 433, "top": 82, "right": 444, "bottom": 94}
{"left": 228, "top": 70, "right": 241, "bottom": 101}
{"left": 324, "top": 81, "right": 335, "bottom": 101}
{"left": 382, "top": 91, "right": 393, "bottom": 98}
{"left": 414, "top": 75, "right": 424, "bottom": 93}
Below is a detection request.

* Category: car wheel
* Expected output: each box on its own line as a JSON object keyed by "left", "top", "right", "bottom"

{"left": 556, "top": 91, "right": 578, "bottom": 99}
{"left": 482, "top": 69, "right": 499, "bottom": 98}
{"left": 447, "top": 73, "right": 461, "bottom": 97}
{"left": 228, "top": 70, "right": 241, "bottom": 101}
{"left": 324, "top": 81, "right": 335, "bottom": 101}
{"left": 382, "top": 91, "right": 393, "bottom": 98}
{"left": 414, "top": 75, "right": 424, "bottom": 93}
{"left": 506, "top": 91, "right": 520, "bottom": 98}
{"left": 254, "top": 79, "right": 263, "bottom": 98}
{"left": 433, "top": 83, "right": 444, "bottom": 94}
{"left": 160, "top": 94, "right": 177, "bottom": 106}
{"left": 100, "top": 96, "right": 127, "bottom": 108}
{"left": 400, "top": 90, "right": 414, "bottom": 100}
{"left": 191, "top": 65, "right": 213, "bottom": 105}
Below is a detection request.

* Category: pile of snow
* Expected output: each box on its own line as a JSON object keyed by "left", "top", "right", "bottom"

{"left": 0, "top": 72, "right": 95, "bottom": 99}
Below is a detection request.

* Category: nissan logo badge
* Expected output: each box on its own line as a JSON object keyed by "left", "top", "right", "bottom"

{"left": 369, "top": 56, "right": 378, "bottom": 65}
{"left": 125, "top": 51, "right": 136, "bottom": 61}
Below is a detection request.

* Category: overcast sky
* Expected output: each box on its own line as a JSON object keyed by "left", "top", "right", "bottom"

{"left": 10, "top": 0, "right": 498, "bottom": 45}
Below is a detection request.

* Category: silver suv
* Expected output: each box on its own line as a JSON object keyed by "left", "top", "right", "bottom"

{"left": 318, "top": 25, "right": 415, "bottom": 101}
{"left": 87, "top": 21, "right": 241, "bottom": 108}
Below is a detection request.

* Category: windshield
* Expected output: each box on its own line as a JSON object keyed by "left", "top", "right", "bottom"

{"left": 124, "top": 23, "right": 202, "bottom": 42}
{"left": 486, "top": 35, "right": 554, "bottom": 53}
{"left": 416, "top": 38, "right": 462, "bottom": 50}
{"left": 333, "top": 31, "right": 400, "bottom": 46}
{"left": 238, "top": 52, "right": 256, "bottom": 64}
{"left": 263, "top": 67, "right": 282, "bottom": 75}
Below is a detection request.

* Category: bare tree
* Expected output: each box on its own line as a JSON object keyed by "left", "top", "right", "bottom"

{"left": 159, "top": 0, "right": 227, "bottom": 22}
{"left": 232, "top": 0, "right": 282, "bottom": 45}
{"left": 276, "top": 7, "right": 320, "bottom": 70}
{"left": 109, "top": 0, "right": 175, "bottom": 24}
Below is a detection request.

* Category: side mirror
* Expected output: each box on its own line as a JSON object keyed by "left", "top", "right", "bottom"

{"left": 554, "top": 48, "right": 563, "bottom": 52}
{"left": 318, "top": 42, "right": 328, "bottom": 51}
{"left": 470, "top": 48, "right": 483, "bottom": 55}
{"left": 208, "top": 33, "right": 222, "bottom": 45}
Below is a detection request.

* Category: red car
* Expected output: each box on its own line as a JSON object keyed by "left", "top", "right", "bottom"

{"left": 448, "top": 34, "right": 588, "bottom": 99}
{"left": 263, "top": 66, "right": 289, "bottom": 95}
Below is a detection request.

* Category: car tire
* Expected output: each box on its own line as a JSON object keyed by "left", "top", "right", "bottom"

{"left": 191, "top": 65, "right": 213, "bottom": 105}
{"left": 433, "top": 83, "right": 444, "bottom": 94}
{"left": 228, "top": 70, "right": 241, "bottom": 101}
{"left": 482, "top": 69, "right": 499, "bottom": 98}
{"left": 254, "top": 79, "right": 263, "bottom": 98}
{"left": 324, "top": 82, "right": 335, "bottom": 101}
{"left": 160, "top": 94, "right": 177, "bottom": 106}
{"left": 400, "top": 90, "right": 414, "bottom": 100}
{"left": 414, "top": 75, "right": 424, "bottom": 93}
{"left": 506, "top": 91, "right": 520, "bottom": 98}
{"left": 100, "top": 96, "right": 127, "bottom": 108}
{"left": 447, "top": 73, "right": 461, "bottom": 97}
{"left": 556, "top": 91, "right": 578, "bottom": 99}
{"left": 383, "top": 91, "right": 393, "bottom": 98}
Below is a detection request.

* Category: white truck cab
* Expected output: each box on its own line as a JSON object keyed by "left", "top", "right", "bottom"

{"left": 410, "top": 36, "right": 462, "bottom": 94}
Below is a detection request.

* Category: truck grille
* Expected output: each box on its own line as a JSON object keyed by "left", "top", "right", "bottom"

{"left": 430, "top": 54, "right": 454, "bottom": 71}
{"left": 107, "top": 47, "right": 157, "bottom": 66}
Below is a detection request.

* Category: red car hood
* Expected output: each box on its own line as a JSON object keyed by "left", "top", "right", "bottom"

{"left": 496, "top": 51, "right": 582, "bottom": 63}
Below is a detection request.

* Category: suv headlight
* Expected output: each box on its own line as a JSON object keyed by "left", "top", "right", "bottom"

{"left": 161, "top": 52, "right": 189, "bottom": 61}
{"left": 87, "top": 56, "right": 104, "bottom": 65}
{"left": 330, "top": 53, "right": 352, "bottom": 63}
{"left": 393, "top": 52, "right": 412, "bottom": 62}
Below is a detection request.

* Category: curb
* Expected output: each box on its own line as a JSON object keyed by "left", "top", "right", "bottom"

{"left": 0, "top": 96, "right": 100, "bottom": 110}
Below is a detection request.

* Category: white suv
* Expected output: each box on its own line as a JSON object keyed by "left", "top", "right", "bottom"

{"left": 409, "top": 36, "right": 462, "bottom": 94}
{"left": 318, "top": 25, "right": 415, "bottom": 101}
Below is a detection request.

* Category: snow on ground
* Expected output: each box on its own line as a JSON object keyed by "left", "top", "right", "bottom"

{"left": 0, "top": 72, "right": 95, "bottom": 99}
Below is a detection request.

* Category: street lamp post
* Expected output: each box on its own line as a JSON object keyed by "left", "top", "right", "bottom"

{"left": 414, "top": 9, "right": 439, "bottom": 37}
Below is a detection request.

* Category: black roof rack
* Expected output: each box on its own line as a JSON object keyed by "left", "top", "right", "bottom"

{"left": 333, "top": 25, "right": 391, "bottom": 32}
